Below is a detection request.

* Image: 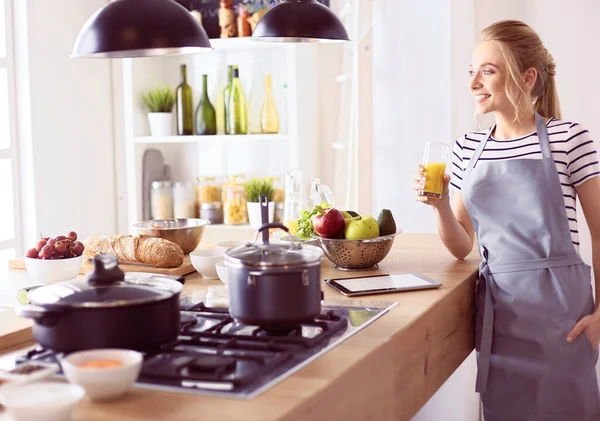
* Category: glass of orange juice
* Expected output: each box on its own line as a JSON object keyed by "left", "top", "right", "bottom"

{"left": 418, "top": 141, "right": 449, "bottom": 198}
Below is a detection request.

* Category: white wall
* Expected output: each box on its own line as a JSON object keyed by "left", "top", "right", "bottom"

{"left": 15, "top": 0, "right": 117, "bottom": 248}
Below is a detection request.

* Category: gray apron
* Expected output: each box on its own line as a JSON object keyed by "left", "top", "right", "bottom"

{"left": 462, "top": 113, "right": 600, "bottom": 420}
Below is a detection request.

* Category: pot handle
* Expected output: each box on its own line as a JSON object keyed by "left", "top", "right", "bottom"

{"left": 15, "top": 305, "right": 65, "bottom": 327}
{"left": 247, "top": 269, "right": 310, "bottom": 287}
{"left": 251, "top": 223, "right": 299, "bottom": 249}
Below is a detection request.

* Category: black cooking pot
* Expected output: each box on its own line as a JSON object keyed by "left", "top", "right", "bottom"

{"left": 225, "top": 223, "right": 324, "bottom": 329}
{"left": 15, "top": 254, "right": 183, "bottom": 352}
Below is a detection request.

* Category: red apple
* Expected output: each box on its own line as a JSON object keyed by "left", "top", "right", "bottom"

{"left": 312, "top": 207, "right": 346, "bottom": 238}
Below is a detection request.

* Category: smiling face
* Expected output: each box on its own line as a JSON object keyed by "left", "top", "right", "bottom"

{"left": 469, "top": 40, "right": 512, "bottom": 115}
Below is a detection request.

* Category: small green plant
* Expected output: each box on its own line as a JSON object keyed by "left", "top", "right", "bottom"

{"left": 142, "top": 87, "right": 175, "bottom": 113}
{"left": 244, "top": 177, "right": 274, "bottom": 202}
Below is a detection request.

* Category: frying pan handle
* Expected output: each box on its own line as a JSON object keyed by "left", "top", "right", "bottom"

{"left": 15, "top": 305, "right": 65, "bottom": 327}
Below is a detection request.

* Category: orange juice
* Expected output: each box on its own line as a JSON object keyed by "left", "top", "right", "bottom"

{"left": 420, "top": 162, "right": 446, "bottom": 198}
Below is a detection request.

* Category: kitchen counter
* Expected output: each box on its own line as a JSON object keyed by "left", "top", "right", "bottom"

{"left": 0, "top": 234, "right": 480, "bottom": 421}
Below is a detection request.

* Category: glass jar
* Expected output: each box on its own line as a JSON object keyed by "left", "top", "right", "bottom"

{"left": 197, "top": 176, "right": 221, "bottom": 204}
{"left": 200, "top": 202, "right": 224, "bottom": 224}
{"left": 150, "top": 181, "right": 174, "bottom": 219}
{"left": 173, "top": 181, "right": 197, "bottom": 218}
{"left": 223, "top": 175, "right": 247, "bottom": 225}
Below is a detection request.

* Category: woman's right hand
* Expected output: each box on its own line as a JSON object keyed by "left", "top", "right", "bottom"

{"left": 413, "top": 164, "right": 451, "bottom": 209}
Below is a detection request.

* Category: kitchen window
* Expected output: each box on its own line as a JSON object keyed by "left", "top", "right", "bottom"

{"left": 0, "top": 0, "right": 21, "bottom": 265}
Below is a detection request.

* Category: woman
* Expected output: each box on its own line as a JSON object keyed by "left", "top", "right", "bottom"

{"left": 414, "top": 20, "right": 600, "bottom": 420}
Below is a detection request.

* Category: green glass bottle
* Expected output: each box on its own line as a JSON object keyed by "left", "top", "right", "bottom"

{"left": 223, "top": 65, "right": 235, "bottom": 134}
{"left": 176, "top": 64, "right": 194, "bottom": 135}
{"left": 195, "top": 74, "right": 217, "bottom": 135}
{"left": 228, "top": 67, "right": 247, "bottom": 135}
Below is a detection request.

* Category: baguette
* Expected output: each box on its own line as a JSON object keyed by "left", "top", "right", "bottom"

{"left": 83, "top": 235, "right": 184, "bottom": 268}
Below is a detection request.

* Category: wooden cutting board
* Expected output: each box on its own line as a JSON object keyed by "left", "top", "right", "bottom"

{"left": 8, "top": 255, "right": 196, "bottom": 277}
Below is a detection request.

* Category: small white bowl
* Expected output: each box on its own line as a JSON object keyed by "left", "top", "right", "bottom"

{"left": 215, "top": 240, "right": 245, "bottom": 255}
{"left": 215, "top": 261, "right": 230, "bottom": 285}
{"left": 24, "top": 255, "right": 83, "bottom": 285}
{"left": 0, "top": 381, "right": 85, "bottom": 421}
{"left": 190, "top": 250, "right": 223, "bottom": 280}
{"left": 60, "top": 349, "right": 142, "bottom": 401}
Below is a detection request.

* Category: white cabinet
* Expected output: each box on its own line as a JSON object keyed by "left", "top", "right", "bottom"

{"left": 113, "top": 39, "right": 326, "bottom": 232}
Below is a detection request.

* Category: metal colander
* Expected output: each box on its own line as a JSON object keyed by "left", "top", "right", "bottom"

{"left": 312, "top": 230, "right": 402, "bottom": 270}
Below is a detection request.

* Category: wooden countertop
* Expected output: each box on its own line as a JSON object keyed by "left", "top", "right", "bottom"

{"left": 0, "top": 234, "right": 480, "bottom": 421}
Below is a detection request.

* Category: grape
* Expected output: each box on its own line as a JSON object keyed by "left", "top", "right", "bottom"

{"left": 67, "top": 231, "right": 77, "bottom": 242}
{"left": 51, "top": 252, "right": 63, "bottom": 259}
{"left": 63, "top": 251, "right": 76, "bottom": 259}
{"left": 40, "top": 245, "right": 53, "bottom": 258}
{"left": 54, "top": 241, "right": 68, "bottom": 254}
{"left": 35, "top": 239, "right": 47, "bottom": 252}
{"left": 25, "top": 248, "right": 38, "bottom": 258}
{"left": 71, "top": 242, "right": 84, "bottom": 257}
{"left": 47, "top": 239, "right": 55, "bottom": 247}
{"left": 55, "top": 235, "right": 67, "bottom": 241}
{"left": 41, "top": 237, "right": 50, "bottom": 241}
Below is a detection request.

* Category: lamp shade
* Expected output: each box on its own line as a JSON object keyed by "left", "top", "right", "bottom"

{"left": 72, "top": 0, "right": 212, "bottom": 58}
{"left": 251, "top": 0, "right": 349, "bottom": 43}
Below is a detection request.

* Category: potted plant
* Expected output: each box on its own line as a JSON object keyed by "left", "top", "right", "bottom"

{"left": 244, "top": 177, "right": 275, "bottom": 228}
{"left": 142, "top": 87, "right": 175, "bottom": 137}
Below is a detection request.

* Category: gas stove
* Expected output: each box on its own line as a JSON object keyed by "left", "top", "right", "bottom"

{"left": 9, "top": 296, "right": 397, "bottom": 399}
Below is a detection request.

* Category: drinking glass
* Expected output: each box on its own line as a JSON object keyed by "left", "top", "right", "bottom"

{"left": 418, "top": 141, "right": 449, "bottom": 199}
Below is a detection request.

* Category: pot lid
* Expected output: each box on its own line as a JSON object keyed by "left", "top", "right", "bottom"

{"left": 225, "top": 224, "right": 323, "bottom": 268}
{"left": 28, "top": 255, "right": 182, "bottom": 308}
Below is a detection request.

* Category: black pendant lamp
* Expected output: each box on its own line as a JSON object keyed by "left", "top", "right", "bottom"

{"left": 72, "top": 0, "right": 212, "bottom": 58}
{"left": 251, "top": 0, "right": 349, "bottom": 43}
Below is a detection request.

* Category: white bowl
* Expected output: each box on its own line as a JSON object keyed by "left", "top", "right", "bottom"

{"left": 215, "top": 261, "right": 230, "bottom": 285}
{"left": 0, "top": 382, "right": 85, "bottom": 421}
{"left": 215, "top": 240, "right": 245, "bottom": 255}
{"left": 60, "top": 349, "right": 142, "bottom": 401}
{"left": 190, "top": 250, "right": 223, "bottom": 280}
{"left": 24, "top": 255, "right": 83, "bottom": 285}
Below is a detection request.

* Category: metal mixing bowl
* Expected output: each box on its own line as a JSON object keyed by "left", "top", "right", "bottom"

{"left": 133, "top": 218, "right": 210, "bottom": 254}
{"left": 312, "top": 230, "right": 402, "bottom": 270}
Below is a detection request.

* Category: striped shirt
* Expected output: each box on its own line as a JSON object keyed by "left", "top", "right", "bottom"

{"left": 451, "top": 118, "right": 600, "bottom": 248}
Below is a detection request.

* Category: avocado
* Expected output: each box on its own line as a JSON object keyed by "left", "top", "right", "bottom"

{"left": 345, "top": 210, "right": 360, "bottom": 217}
{"left": 377, "top": 209, "right": 397, "bottom": 236}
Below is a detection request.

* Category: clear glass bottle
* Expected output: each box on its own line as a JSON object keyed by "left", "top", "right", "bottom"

{"left": 150, "top": 181, "right": 174, "bottom": 219}
{"left": 260, "top": 73, "right": 279, "bottom": 134}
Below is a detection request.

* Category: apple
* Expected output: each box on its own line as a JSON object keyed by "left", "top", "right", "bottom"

{"left": 345, "top": 216, "right": 380, "bottom": 240}
{"left": 312, "top": 207, "right": 346, "bottom": 238}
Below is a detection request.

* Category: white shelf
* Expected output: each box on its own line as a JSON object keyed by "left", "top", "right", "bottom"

{"left": 133, "top": 134, "right": 289, "bottom": 144}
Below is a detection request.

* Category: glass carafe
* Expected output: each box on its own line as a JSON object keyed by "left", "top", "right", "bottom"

{"left": 283, "top": 169, "right": 334, "bottom": 228}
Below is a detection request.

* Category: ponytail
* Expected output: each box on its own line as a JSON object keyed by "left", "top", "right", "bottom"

{"left": 534, "top": 53, "right": 562, "bottom": 119}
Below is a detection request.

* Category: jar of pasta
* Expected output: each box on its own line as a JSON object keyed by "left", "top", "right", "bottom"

{"left": 223, "top": 175, "right": 247, "bottom": 225}
{"left": 197, "top": 176, "right": 221, "bottom": 204}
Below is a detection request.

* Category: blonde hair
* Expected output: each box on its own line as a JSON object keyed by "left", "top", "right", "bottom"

{"left": 481, "top": 20, "right": 561, "bottom": 121}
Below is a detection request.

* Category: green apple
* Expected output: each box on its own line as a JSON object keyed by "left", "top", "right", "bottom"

{"left": 345, "top": 216, "right": 380, "bottom": 240}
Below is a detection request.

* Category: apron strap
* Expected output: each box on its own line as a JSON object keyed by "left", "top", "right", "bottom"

{"left": 535, "top": 113, "right": 552, "bottom": 159}
{"left": 464, "top": 126, "right": 494, "bottom": 177}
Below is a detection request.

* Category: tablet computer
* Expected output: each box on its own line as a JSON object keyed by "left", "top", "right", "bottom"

{"left": 324, "top": 273, "right": 442, "bottom": 297}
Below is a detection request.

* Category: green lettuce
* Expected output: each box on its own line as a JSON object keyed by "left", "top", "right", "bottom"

{"left": 296, "top": 202, "right": 331, "bottom": 240}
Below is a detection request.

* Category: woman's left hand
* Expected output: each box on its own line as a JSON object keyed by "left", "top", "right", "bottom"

{"left": 567, "top": 312, "right": 600, "bottom": 351}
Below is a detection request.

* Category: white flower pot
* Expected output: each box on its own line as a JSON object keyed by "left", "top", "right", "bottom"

{"left": 247, "top": 201, "right": 275, "bottom": 228}
{"left": 148, "top": 113, "right": 173, "bottom": 137}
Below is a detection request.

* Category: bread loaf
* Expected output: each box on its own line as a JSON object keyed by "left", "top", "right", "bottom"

{"left": 83, "top": 235, "right": 184, "bottom": 268}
